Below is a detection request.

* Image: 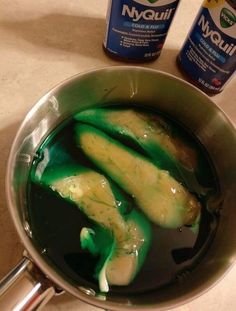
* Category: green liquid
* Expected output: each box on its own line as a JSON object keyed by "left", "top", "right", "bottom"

{"left": 27, "top": 106, "right": 220, "bottom": 294}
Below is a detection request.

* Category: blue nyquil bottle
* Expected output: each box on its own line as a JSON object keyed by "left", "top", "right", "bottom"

{"left": 103, "top": 0, "right": 180, "bottom": 62}
{"left": 178, "top": 0, "right": 236, "bottom": 95}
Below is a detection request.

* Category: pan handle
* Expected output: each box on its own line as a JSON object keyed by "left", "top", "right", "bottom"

{"left": 0, "top": 257, "right": 56, "bottom": 310}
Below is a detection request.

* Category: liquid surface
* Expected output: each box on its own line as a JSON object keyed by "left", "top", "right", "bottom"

{"left": 28, "top": 107, "right": 219, "bottom": 294}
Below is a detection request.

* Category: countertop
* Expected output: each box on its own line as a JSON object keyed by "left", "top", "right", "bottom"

{"left": 0, "top": 0, "right": 235, "bottom": 310}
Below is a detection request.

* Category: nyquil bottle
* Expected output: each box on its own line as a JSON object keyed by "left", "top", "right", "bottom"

{"left": 103, "top": 0, "right": 180, "bottom": 62}
{"left": 178, "top": 0, "right": 236, "bottom": 95}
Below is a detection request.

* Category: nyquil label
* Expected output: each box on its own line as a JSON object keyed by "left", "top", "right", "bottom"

{"left": 199, "top": 14, "right": 236, "bottom": 56}
{"left": 122, "top": 4, "right": 175, "bottom": 22}
{"left": 104, "top": 0, "right": 180, "bottom": 60}
{"left": 178, "top": 0, "right": 236, "bottom": 93}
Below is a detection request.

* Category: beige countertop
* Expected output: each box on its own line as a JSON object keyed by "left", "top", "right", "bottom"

{"left": 0, "top": 0, "right": 235, "bottom": 310}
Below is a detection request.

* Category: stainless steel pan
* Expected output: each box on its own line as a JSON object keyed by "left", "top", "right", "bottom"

{"left": 1, "top": 66, "right": 236, "bottom": 310}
